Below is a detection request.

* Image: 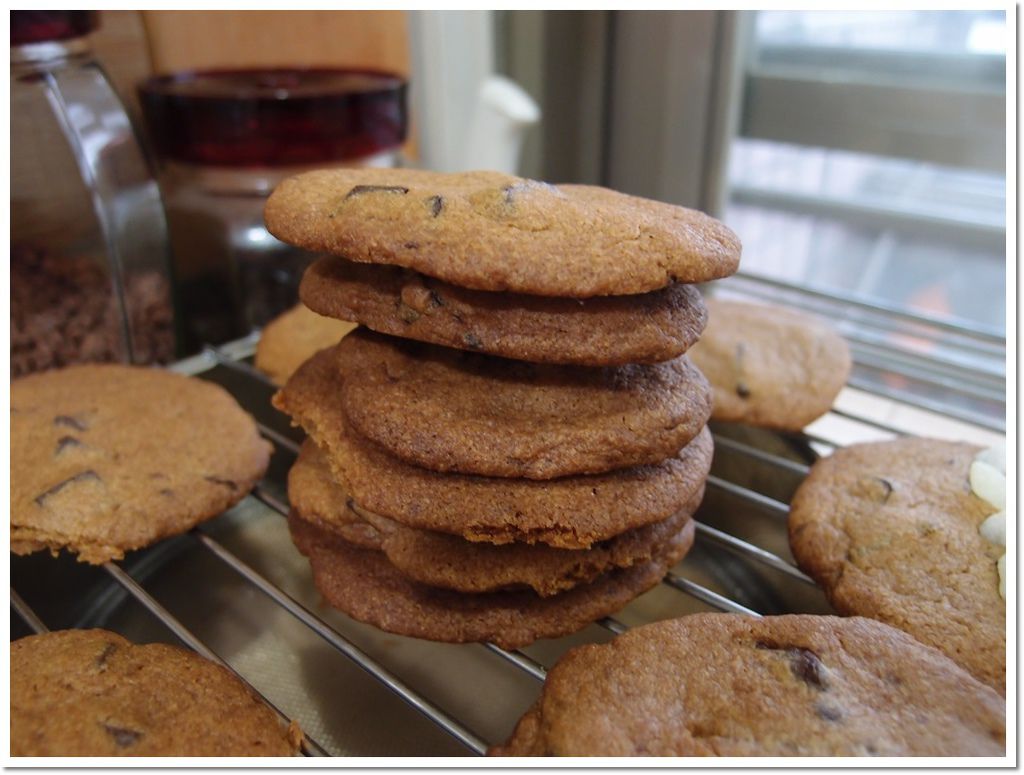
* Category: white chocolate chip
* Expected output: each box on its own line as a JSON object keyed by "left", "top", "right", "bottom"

{"left": 979, "top": 511, "right": 1006, "bottom": 546}
{"left": 997, "top": 554, "right": 1006, "bottom": 600}
{"left": 975, "top": 443, "right": 1006, "bottom": 475}
{"left": 970, "top": 460, "right": 1006, "bottom": 510}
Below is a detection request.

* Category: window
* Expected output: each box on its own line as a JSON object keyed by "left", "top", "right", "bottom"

{"left": 499, "top": 10, "right": 1008, "bottom": 431}
{"left": 722, "top": 10, "right": 1007, "bottom": 431}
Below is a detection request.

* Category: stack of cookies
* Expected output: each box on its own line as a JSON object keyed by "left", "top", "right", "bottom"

{"left": 266, "top": 169, "right": 740, "bottom": 649}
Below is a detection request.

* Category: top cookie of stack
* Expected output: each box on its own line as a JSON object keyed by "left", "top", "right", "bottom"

{"left": 267, "top": 168, "right": 739, "bottom": 648}
{"left": 266, "top": 168, "right": 739, "bottom": 366}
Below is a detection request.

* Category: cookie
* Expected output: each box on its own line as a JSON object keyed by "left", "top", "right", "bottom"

{"left": 265, "top": 168, "right": 741, "bottom": 298}
{"left": 11, "top": 629, "right": 301, "bottom": 756}
{"left": 335, "top": 328, "right": 712, "bottom": 478}
{"left": 289, "top": 440, "right": 702, "bottom": 596}
{"left": 788, "top": 437, "right": 1005, "bottom": 693}
{"left": 273, "top": 348, "right": 713, "bottom": 548}
{"left": 288, "top": 511, "right": 694, "bottom": 649}
{"left": 686, "top": 298, "right": 851, "bottom": 430}
{"left": 11, "top": 365, "right": 272, "bottom": 564}
{"left": 491, "top": 614, "right": 1005, "bottom": 756}
{"left": 254, "top": 302, "right": 357, "bottom": 385}
{"left": 299, "top": 255, "right": 708, "bottom": 366}
{"left": 286, "top": 438, "right": 385, "bottom": 551}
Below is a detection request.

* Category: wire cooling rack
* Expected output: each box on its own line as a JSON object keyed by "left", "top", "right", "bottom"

{"left": 9, "top": 328, "right": 1004, "bottom": 757}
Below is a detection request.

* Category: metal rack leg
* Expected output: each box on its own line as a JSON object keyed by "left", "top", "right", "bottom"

{"left": 11, "top": 588, "right": 50, "bottom": 635}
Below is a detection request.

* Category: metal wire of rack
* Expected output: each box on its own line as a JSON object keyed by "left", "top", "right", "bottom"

{"left": 9, "top": 332, "right": 1005, "bottom": 757}
{"left": 727, "top": 272, "right": 1007, "bottom": 433}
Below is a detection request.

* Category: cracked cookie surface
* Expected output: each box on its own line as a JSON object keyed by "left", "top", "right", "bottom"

{"left": 289, "top": 440, "right": 701, "bottom": 596}
{"left": 288, "top": 511, "right": 694, "bottom": 649}
{"left": 490, "top": 614, "right": 1005, "bottom": 756}
{"left": 334, "top": 328, "right": 712, "bottom": 478}
{"left": 299, "top": 255, "right": 708, "bottom": 366}
{"left": 788, "top": 438, "right": 1005, "bottom": 693}
{"left": 687, "top": 298, "right": 851, "bottom": 430}
{"left": 11, "top": 629, "right": 301, "bottom": 756}
{"left": 273, "top": 347, "right": 713, "bottom": 548}
{"left": 265, "top": 168, "right": 740, "bottom": 297}
{"left": 11, "top": 364, "right": 271, "bottom": 563}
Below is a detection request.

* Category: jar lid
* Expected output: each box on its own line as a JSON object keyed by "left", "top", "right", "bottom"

{"left": 11, "top": 10, "right": 99, "bottom": 46}
{"left": 138, "top": 68, "right": 408, "bottom": 167}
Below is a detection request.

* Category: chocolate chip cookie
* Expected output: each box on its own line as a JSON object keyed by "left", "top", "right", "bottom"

{"left": 265, "top": 168, "right": 741, "bottom": 297}
{"left": 273, "top": 348, "right": 713, "bottom": 548}
{"left": 335, "top": 328, "right": 712, "bottom": 478}
{"left": 289, "top": 511, "right": 694, "bottom": 649}
{"left": 788, "top": 437, "right": 1005, "bottom": 693}
{"left": 289, "top": 440, "right": 702, "bottom": 596}
{"left": 11, "top": 364, "right": 272, "bottom": 564}
{"left": 11, "top": 629, "right": 301, "bottom": 756}
{"left": 254, "top": 302, "right": 356, "bottom": 385}
{"left": 300, "top": 255, "right": 708, "bottom": 366}
{"left": 491, "top": 614, "right": 1005, "bottom": 756}
{"left": 687, "top": 298, "right": 851, "bottom": 430}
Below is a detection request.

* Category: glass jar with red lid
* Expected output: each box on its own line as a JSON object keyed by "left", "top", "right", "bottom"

{"left": 139, "top": 68, "right": 408, "bottom": 347}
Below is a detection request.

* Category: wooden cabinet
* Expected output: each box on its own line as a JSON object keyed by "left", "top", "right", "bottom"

{"left": 140, "top": 11, "right": 409, "bottom": 74}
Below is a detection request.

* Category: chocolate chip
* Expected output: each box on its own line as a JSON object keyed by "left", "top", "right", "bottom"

{"left": 815, "top": 702, "right": 843, "bottom": 721}
{"left": 203, "top": 476, "right": 238, "bottom": 491}
{"left": 855, "top": 476, "right": 894, "bottom": 504}
{"left": 755, "top": 640, "right": 828, "bottom": 689}
{"left": 428, "top": 290, "right": 445, "bottom": 308}
{"left": 873, "top": 477, "right": 893, "bottom": 502}
{"left": 54, "top": 415, "right": 88, "bottom": 431}
{"left": 789, "top": 648, "right": 827, "bottom": 689}
{"left": 733, "top": 343, "right": 750, "bottom": 398}
{"left": 102, "top": 723, "right": 142, "bottom": 748}
{"left": 95, "top": 642, "right": 117, "bottom": 669}
{"left": 425, "top": 195, "right": 444, "bottom": 217}
{"left": 34, "top": 470, "right": 101, "bottom": 506}
{"left": 463, "top": 332, "right": 483, "bottom": 349}
{"left": 403, "top": 241, "right": 420, "bottom": 250}
{"left": 54, "top": 436, "right": 83, "bottom": 455}
{"left": 344, "top": 184, "right": 409, "bottom": 199}
{"left": 159, "top": 488, "right": 174, "bottom": 497}
{"left": 397, "top": 303, "right": 421, "bottom": 324}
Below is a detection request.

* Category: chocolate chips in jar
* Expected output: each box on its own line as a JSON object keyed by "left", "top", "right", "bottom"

{"left": 10, "top": 244, "right": 175, "bottom": 378}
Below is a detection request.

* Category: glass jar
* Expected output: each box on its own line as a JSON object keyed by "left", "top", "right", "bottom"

{"left": 139, "top": 68, "right": 408, "bottom": 347}
{"left": 10, "top": 11, "right": 176, "bottom": 377}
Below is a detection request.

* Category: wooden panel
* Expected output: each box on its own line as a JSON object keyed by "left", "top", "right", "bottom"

{"left": 141, "top": 10, "right": 409, "bottom": 75}
{"left": 605, "top": 10, "right": 721, "bottom": 209}
{"left": 90, "top": 10, "right": 153, "bottom": 123}
{"left": 742, "top": 71, "right": 1005, "bottom": 172}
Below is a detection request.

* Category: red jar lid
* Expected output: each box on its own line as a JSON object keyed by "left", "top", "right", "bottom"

{"left": 138, "top": 68, "right": 408, "bottom": 167}
{"left": 11, "top": 10, "right": 99, "bottom": 46}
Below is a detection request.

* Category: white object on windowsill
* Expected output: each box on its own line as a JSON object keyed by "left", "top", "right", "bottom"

{"left": 970, "top": 460, "right": 1006, "bottom": 511}
{"left": 970, "top": 442, "right": 1007, "bottom": 601}
{"left": 458, "top": 75, "right": 540, "bottom": 175}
